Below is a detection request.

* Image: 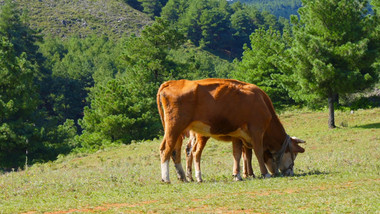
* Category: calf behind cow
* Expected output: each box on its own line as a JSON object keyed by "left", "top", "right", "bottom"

{"left": 157, "top": 78, "right": 305, "bottom": 183}
{"left": 185, "top": 130, "right": 305, "bottom": 182}
{"left": 184, "top": 130, "right": 247, "bottom": 182}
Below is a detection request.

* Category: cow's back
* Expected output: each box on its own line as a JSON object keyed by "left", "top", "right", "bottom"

{"left": 158, "top": 79, "right": 272, "bottom": 138}
{"left": 195, "top": 79, "right": 271, "bottom": 123}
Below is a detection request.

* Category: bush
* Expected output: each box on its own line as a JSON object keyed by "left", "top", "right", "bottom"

{"left": 77, "top": 75, "right": 161, "bottom": 150}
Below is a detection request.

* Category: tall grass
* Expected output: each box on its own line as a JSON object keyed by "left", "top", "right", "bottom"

{"left": 1, "top": 108, "right": 379, "bottom": 213}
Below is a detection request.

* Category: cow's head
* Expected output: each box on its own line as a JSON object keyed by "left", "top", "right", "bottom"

{"left": 265, "top": 137, "right": 305, "bottom": 176}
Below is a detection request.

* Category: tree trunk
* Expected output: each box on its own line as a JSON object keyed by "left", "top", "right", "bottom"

{"left": 328, "top": 95, "right": 336, "bottom": 129}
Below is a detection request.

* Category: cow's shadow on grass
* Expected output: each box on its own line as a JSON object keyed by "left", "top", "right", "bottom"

{"left": 354, "top": 122, "right": 380, "bottom": 129}
{"left": 293, "top": 169, "right": 330, "bottom": 177}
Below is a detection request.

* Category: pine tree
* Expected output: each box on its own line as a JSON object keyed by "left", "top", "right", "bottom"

{"left": 0, "top": 0, "right": 41, "bottom": 63}
{"left": 0, "top": 0, "right": 41, "bottom": 168}
{"left": 138, "top": 0, "right": 169, "bottom": 18}
{"left": 78, "top": 18, "right": 185, "bottom": 149}
{"left": 232, "top": 28, "right": 292, "bottom": 108}
{"left": 289, "top": 0, "right": 378, "bottom": 128}
{"left": 370, "top": 0, "right": 380, "bottom": 73}
{"left": 0, "top": 0, "right": 78, "bottom": 168}
{"left": 123, "top": 18, "right": 184, "bottom": 82}
{"left": 0, "top": 36, "right": 40, "bottom": 168}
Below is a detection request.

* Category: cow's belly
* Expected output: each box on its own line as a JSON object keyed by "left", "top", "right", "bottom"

{"left": 186, "top": 121, "right": 251, "bottom": 143}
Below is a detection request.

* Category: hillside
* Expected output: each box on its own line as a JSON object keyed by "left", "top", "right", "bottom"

{"left": 5, "top": 0, "right": 153, "bottom": 38}
{"left": 1, "top": 108, "right": 379, "bottom": 213}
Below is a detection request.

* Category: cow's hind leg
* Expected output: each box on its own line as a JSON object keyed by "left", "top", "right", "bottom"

{"left": 232, "top": 139, "right": 243, "bottom": 181}
{"left": 160, "top": 138, "right": 171, "bottom": 183}
{"left": 171, "top": 137, "right": 187, "bottom": 182}
{"left": 160, "top": 130, "right": 184, "bottom": 183}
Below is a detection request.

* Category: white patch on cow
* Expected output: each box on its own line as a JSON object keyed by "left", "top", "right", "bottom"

{"left": 279, "top": 152, "right": 293, "bottom": 170}
{"left": 187, "top": 121, "right": 251, "bottom": 143}
{"left": 187, "top": 121, "right": 211, "bottom": 136}
{"left": 279, "top": 152, "right": 297, "bottom": 176}
{"left": 228, "top": 127, "right": 251, "bottom": 143}
{"left": 161, "top": 160, "right": 170, "bottom": 183}
{"left": 195, "top": 170, "right": 202, "bottom": 182}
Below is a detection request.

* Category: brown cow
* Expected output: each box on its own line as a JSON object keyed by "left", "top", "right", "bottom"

{"left": 157, "top": 79, "right": 305, "bottom": 183}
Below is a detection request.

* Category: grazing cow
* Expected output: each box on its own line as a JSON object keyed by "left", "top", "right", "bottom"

{"left": 157, "top": 79, "right": 305, "bottom": 183}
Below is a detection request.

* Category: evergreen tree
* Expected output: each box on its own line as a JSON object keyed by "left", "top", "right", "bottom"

{"left": 178, "top": 0, "right": 233, "bottom": 52}
{"left": 162, "top": 0, "right": 284, "bottom": 58}
{"left": 123, "top": 18, "right": 184, "bottom": 82}
{"left": 0, "top": 0, "right": 41, "bottom": 63}
{"left": 138, "top": 0, "right": 169, "bottom": 18}
{"left": 78, "top": 18, "right": 185, "bottom": 149}
{"left": 230, "top": 6, "right": 255, "bottom": 54}
{"left": 232, "top": 28, "right": 292, "bottom": 108}
{"left": 0, "top": 0, "right": 79, "bottom": 168}
{"left": 0, "top": 0, "right": 42, "bottom": 168}
{"left": 370, "top": 0, "right": 380, "bottom": 73}
{"left": 161, "top": 0, "right": 189, "bottom": 24}
{"left": 289, "top": 0, "right": 379, "bottom": 128}
{"left": 38, "top": 35, "right": 120, "bottom": 124}
{"left": 0, "top": 36, "right": 40, "bottom": 168}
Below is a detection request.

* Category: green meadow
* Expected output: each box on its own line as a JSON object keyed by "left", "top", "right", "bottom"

{"left": 1, "top": 108, "right": 379, "bottom": 213}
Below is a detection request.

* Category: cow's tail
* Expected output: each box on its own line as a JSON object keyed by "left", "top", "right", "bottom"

{"left": 156, "top": 82, "right": 167, "bottom": 131}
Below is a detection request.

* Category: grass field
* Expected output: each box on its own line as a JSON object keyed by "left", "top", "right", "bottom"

{"left": 1, "top": 108, "right": 379, "bottom": 213}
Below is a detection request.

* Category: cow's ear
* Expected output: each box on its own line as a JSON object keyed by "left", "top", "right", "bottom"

{"left": 290, "top": 137, "right": 305, "bottom": 153}
{"left": 292, "top": 143, "right": 305, "bottom": 153}
{"left": 291, "top": 136, "right": 306, "bottom": 144}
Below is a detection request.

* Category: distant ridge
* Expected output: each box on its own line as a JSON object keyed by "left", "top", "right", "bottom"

{"left": 1, "top": 0, "right": 153, "bottom": 38}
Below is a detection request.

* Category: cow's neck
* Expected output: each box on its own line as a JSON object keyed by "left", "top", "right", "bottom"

{"left": 265, "top": 115, "right": 287, "bottom": 152}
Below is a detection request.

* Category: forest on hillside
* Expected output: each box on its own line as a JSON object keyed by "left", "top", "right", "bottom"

{"left": 0, "top": 0, "right": 379, "bottom": 169}
{"left": 232, "top": 0, "right": 302, "bottom": 18}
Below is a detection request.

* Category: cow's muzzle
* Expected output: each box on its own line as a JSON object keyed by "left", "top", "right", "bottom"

{"left": 281, "top": 167, "right": 294, "bottom": 176}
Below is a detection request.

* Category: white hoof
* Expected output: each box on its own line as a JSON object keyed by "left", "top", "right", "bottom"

{"left": 195, "top": 170, "right": 203, "bottom": 182}
{"left": 186, "top": 171, "right": 194, "bottom": 182}
{"left": 233, "top": 173, "right": 243, "bottom": 181}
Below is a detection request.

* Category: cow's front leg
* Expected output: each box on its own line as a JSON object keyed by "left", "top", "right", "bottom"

{"left": 242, "top": 146, "right": 255, "bottom": 178}
{"left": 250, "top": 131, "right": 271, "bottom": 178}
{"left": 232, "top": 139, "right": 243, "bottom": 181}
